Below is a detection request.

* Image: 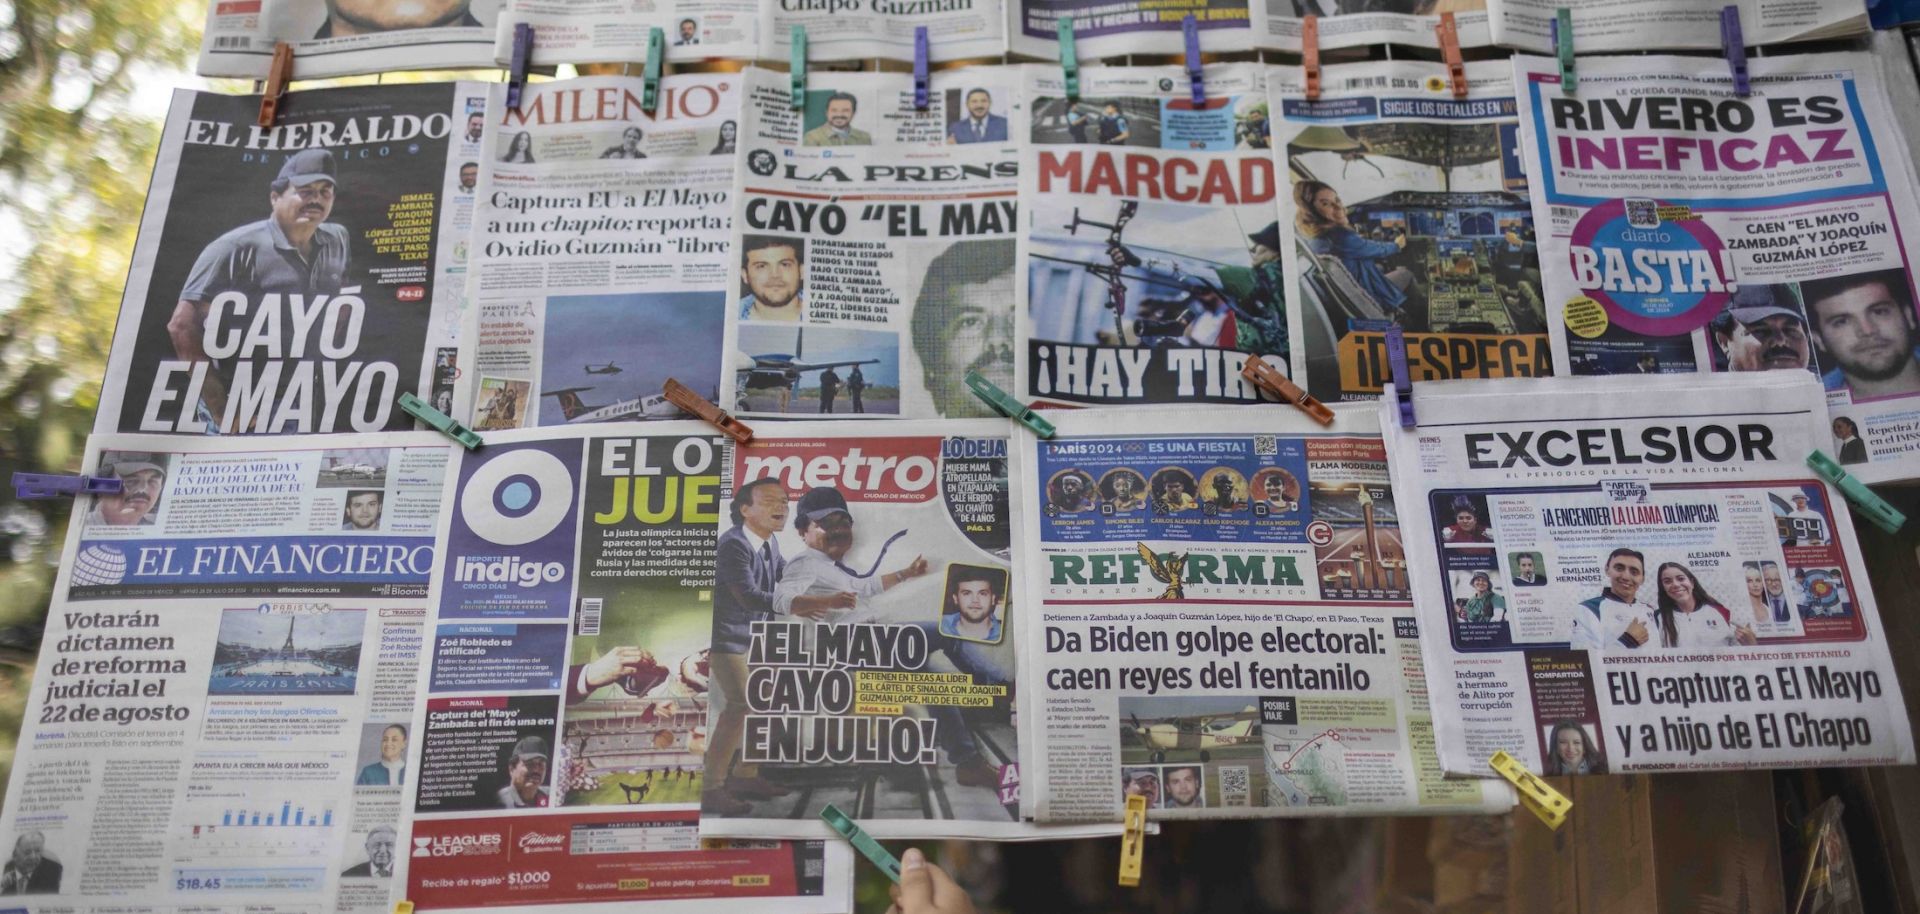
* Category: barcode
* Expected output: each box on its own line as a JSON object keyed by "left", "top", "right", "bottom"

{"left": 214, "top": 36, "right": 248, "bottom": 49}
{"left": 579, "top": 597, "right": 602, "bottom": 636}
{"left": 1341, "top": 76, "right": 1390, "bottom": 89}
{"left": 1551, "top": 205, "right": 1580, "bottom": 221}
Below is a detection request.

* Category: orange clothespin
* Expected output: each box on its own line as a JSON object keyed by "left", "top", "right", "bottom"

{"left": 1437, "top": 12, "right": 1466, "bottom": 99}
{"left": 1241, "top": 355, "right": 1334, "bottom": 426}
{"left": 1302, "top": 16, "right": 1321, "bottom": 102}
{"left": 258, "top": 42, "right": 294, "bottom": 127}
{"left": 663, "top": 379, "right": 753, "bottom": 444}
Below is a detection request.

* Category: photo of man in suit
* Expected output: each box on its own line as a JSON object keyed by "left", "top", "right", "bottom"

{"left": 704, "top": 478, "right": 794, "bottom": 816}
{"left": 803, "top": 92, "right": 871, "bottom": 146}
{"left": 0, "top": 832, "right": 60, "bottom": 894}
{"left": 946, "top": 88, "right": 1008, "bottom": 144}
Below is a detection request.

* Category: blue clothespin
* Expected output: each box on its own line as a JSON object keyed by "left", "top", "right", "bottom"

{"left": 643, "top": 27, "right": 665, "bottom": 112}
{"left": 1058, "top": 19, "right": 1079, "bottom": 101}
{"left": 398, "top": 392, "right": 483, "bottom": 450}
{"left": 1385, "top": 324, "right": 1415, "bottom": 428}
{"left": 790, "top": 26, "right": 807, "bottom": 110}
{"left": 913, "top": 26, "right": 929, "bottom": 110}
{"left": 1182, "top": 15, "right": 1204, "bottom": 105}
{"left": 1808, "top": 451, "right": 1904, "bottom": 534}
{"left": 966, "top": 370, "right": 1056, "bottom": 439}
{"left": 1720, "top": 6, "right": 1749, "bottom": 97}
{"left": 508, "top": 23, "right": 533, "bottom": 112}
{"left": 1552, "top": 8, "right": 1574, "bottom": 94}
{"left": 13, "top": 473, "right": 121, "bottom": 501}
{"left": 820, "top": 805, "right": 902, "bottom": 883}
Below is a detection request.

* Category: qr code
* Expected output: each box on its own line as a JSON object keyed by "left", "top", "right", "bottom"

{"left": 804, "top": 858, "right": 824, "bottom": 878}
{"left": 1217, "top": 765, "right": 1251, "bottom": 807}
{"left": 1625, "top": 198, "right": 1659, "bottom": 228}
{"left": 1253, "top": 435, "right": 1277, "bottom": 456}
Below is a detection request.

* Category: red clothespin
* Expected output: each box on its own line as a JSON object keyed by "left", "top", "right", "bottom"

{"left": 663, "top": 380, "right": 753, "bottom": 444}
{"left": 1241, "top": 356, "right": 1334, "bottom": 426}
{"left": 1437, "top": 12, "right": 1466, "bottom": 99}
{"left": 1302, "top": 16, "right": 1321, "bottom": 102}
{"left": 258, "top": 42, "right": 294, "bottom": 127}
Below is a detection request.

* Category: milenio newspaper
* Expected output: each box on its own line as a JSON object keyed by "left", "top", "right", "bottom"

{"left": 1017, "top": 407, "right": 1513, "bottom": 823}
{"left": 1252, "top": 0, "right": 1489, "bottom": 54}
{"left": 99, "top": 82, "right": 485, "bottom": 437}
{"left": 1515, "top": 51, "right": 1920, "bottom": 485}
{"left": 719, "top": 67, "right": 1020, "bottom": 422}
{"left": 0, "top": 431, "right": 450, "bottom": 911}
{"left": 396, "top": 422, "right": 852, "bottom": 913}
{"left": 1383, "top": 373, "right": 1914, "bottom": 778}
{"left": 198, "top": 0, "right": 503, "bottom": 78}
{"left": 458, "top": 74, "right": 739, "bottom": 431}
{"left": 1270, "top": 59, "right": 1549, "bottom": 403}
{"left": 1484, "top": 0, "right": 1865, "bottom": 53}
{"left": 1018, "top": 64, "right": 1293, "bottom": 407}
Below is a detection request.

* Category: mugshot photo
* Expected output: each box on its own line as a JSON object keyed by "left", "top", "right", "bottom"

{"left": 936, "top": 564, "right": 1009, "bottom": 644}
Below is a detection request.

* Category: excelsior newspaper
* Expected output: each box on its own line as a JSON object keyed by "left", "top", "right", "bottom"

{"left": 395, "top": 423, "right": 851, "bottom": 912}
{"left": 1270, "top": 60, "right": 1550, "bottom": 403}
{"left": 760, "top": 0, "right": 1005, "bottom": 62}
{"left": 1383, "top": 373, "right": 1916, "bottom": 778}
{"left": 490, "top": 0, "right": 756, "bottom": 65}
{"left": 719, "top": 67, "right": 1019, "bottom": 422}
{"left": 1514, "top": 51, "right": 1920, "bottom": 485}
{"left": 1485, "top": 0, "right": 1865, "bottom": 53}
{"left": 99, "top": 82, "right": 486, "bottom": 437}
{"left": 0, "top": 432, "right": 448, "bottom": 911}
{"left": 1018, "top": 407, "right": 1513, "bottom": 823}
{"left": 197, "top": 0, "right": 503, "bottom": 78}
{"left": 1008, "top": 0, "right": 1254, "bottom": 59}
{"left": 1252, "top": 0, "right": 1489, "bottom": 53}
{"left": 1019, "top": 64, "right": 1291, "bottom": 408}
{"left": 458, "top": 75, "right": 739, "bottom": 431}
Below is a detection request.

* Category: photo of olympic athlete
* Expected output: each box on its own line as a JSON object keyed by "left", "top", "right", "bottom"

{"left": 1440, "top": 495, "right": 1492, "bottom": 545}
{"left": 314, "top": 0, "right": 481, "bottom": 38}
{"left": 1198, "top": 468, "right": 1247, "bottom": 514}
{"left": 1047, "top": 469, "right": 1099, "bottom": 514}
{"left": 1509, "top": 551, "right": 1546, "bottom": 587}
{"left": 85, "top": 451, "right": 169, "bottom": 528}
{"left": 1804, "top": 269, "right": 1920, "bottom": 399}
{"left": 1457, "top": 571, "right": 1506, "bottom": 623}
{"left": 1151, "top": 468, "right": 1199, "bottom": 515}
{"left": 1542, "top": 720, "right": 1607, "bottom": 775}
{"left": 1251, "top": 468, "right": 1300, "bottom": 515}
{"left": 1794, "top": 567, "right": 1853, "bottom": 619}
{"left": 1100, "top": 469, "right": 1148, "bottom": 513}
{"left": 1570, "top": 547, "right": 1653, "bottom": 650}
{"left": 1650, "top": 562, "right": 1755, "bottom": 648}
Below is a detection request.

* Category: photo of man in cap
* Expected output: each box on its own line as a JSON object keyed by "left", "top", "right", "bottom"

{"left": 85, "top": 452, "right": 168, "bottom": 527}
{"left": 1710, "top": 284, "right": 1813, "bottom": 373}
{"left": 496, "top": 735, "right": 551, "bottom": 808}
{"left": 773, "top": 486, "right": 929, "bottom": 623}
{"left": 170, "top": 148, "right": 350, "bottom": 431}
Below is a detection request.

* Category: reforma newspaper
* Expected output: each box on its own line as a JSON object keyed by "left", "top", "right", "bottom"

{"left": 719, "top": 67, "right": 1020, "bottom": 422}
{"left": 0, "top": 431, "right": 449, "bottom": 911}
{"left": 198, "top": 0, "right": 503, "bottom": 78}
{"left": 1382, "top": 373, "right": 1916, "bottom": 778}
{"left": 1484, "top": 0, "right": 1866, "bottom": 53}
{"left": 99, "top": 82, "right": 486, "bottom": 437}
{"left": 1253, "top": 0, "right": 1489, "bottom": 53}
{"left": 1270, "top": 60, "right": 1549, "bottom": 403}
{"left": 458, "top": 75, "right": 739, "bottom": 431}
{"left": 1009, "top": 0, "right": 1254, "bottom": 59}
{"left": 1514, "top": 51, "right": 1920, "bottom": 485}
{"left": 395, "top": 423, "right": 851, "bottom": 912}
{"left": 490, "top": 0, "right": 756, "bottom": 66}
{"left": 1019, "top": 407, "right": 1513, "bottom": 823}
{"left": 1018, "top": 64, "right": 1293, "bottom": 408}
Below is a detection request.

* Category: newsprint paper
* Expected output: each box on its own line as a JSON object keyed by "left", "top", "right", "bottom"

{"left": 395, "top": 422, "right": 851, "bottom": 912}
{"left": 1485, "top": 0, "right": 1866, "bottom": 53}
{"left": 0, "top": 431, "right": 449, "bottom": 911}
{"left": 198, "top": 0, "right": 503, "bottom": 78}
{"left": 1018, "top": 406, "right": 1513, "bottom": 823}
{"left": 1009, "top": 0, "right": 1254, "bottom": 59}
{"left": 1253, "top": 0, "right": 1490, "bottom": 54}
{"left": 1383, "top": 373, "right": 1915, "bottom": 778}
{"left": 1514, "top": 51, "right": 1920, "bottom": 485}
{"left": 490, "top": 0, "right": 756, "bottom": 66}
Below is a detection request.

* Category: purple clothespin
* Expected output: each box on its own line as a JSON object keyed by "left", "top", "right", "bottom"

{"left": 1385, "top": 325, "right": 1415, "bottom": 428}
{"left": 913, "top": 26, "right": 929, "bottom": 110}
{"left": 14, "top": 473, "right": 122, "bottom": 500}
{"left": 1720, "top": 6, "right": 1748, "bottom": 97}
{"left": 508, "top": 23, "right": 533, "bottom": 111}
{"left": 1182, "top": 14, "right": 1204, "bottom": 105}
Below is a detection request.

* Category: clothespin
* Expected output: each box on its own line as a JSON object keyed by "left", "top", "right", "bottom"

{"left": 790, "top": 26, "right": 808, "bottom": 110}
{"left": 394, "top": 903, "right": 414, "bottom": 914}
{"left": 1118, "top": 794, "right": 1146, "bottom": 887}
{"left": 662, "top": 379, "right": 753, "bottom": 445}
{"left": 1241, "top": 356, "right": 1334, "bottom": 426}
{"left": 1059, "top": 19, "right": 1079, "bottom": 101}
{"left": 913, "top": 26, "right": 930, "bottom": 110}
{"left": 965, "top": 370, "right": 1055, "bottom": 439}
{"left": 820, "top": 804, "right": 901, "bottom": 883}
{"left": 1437, "top": 12, "right": 1466, "bottom": 99}
{"left": 1720, "top": 5, "right": 1749, "bottom": 97}
{"left": 258, "top": 43, "right": 294, "bottom": 127}
{"left": 13, "top": 473, "right": 121, "bottom": 501}
{"left": 642, "top": 27, "right": 665, "bottom": 112}
{"left": 1182, "top": 15, "right": 1205, "bottom": 105}
{"left": 1301, "top": 16, "right": 1321, "bottom": 102}
{"left": 1383, "top": 325, "right": 1416, "bottom": 428}
{"left": 508, "top": 24, "right": 533, "bottom": 112}
{"left": 1808, "top": 451, "right": 1905, "bottom": 534}
{"left": 398, "top": 392, "right": 483, "bottom": 450}
{"left": 1551, "top": 9, "right": 1574, "bottom": 94}
{"left": 1490, "top": 751, "right": 1571, "bottom": 830}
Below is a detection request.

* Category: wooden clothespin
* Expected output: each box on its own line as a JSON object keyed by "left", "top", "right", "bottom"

{"left": 642, "top": 27, "right": 665, "bottom": 112}
{"left": 1182, "top": 14, "right": 1205, "bottom": 105}
{"left": 1490, "top": 751, "right": 1571, "bottom": 830}
{"left": 1720, "top": 5, "right": 1749, "bottom": 97}
{"left": 1118, "top": 794, "right": 1147, "bottom": 886}
{"left": 913, "top": 26, "right": 930, "bottom": 110}
{"left": 508, "top": 23, "right": 533, "bottom": 112}
{"left": 1385, "top": 324, "right": 1415, "bottom": 428}
{"left": 1241, "top": 356, "right": 1333, "bottom": 426}
{"left": 398, "top": 392, "right": 483, "bottom": 450}
{"left": 1058, "top": 20, "right": 1079, "bottom": 101}
{"left": 662, "top": 380, "right": 753, "bottom": 444}
{"left": 1301, "top": 16, "right": 1321, "bottom": 102}
{"left": 790, "top": 26, "right": 808, "bottom": 110}
{"left": 258, "top": 42, "right": 294, "bottom": 127}
{"left": 1437, "top": 12, "right": 1466, "bottom": 98}
{"left": 1552, "top": 8, "right": 1574, "bottom": 94}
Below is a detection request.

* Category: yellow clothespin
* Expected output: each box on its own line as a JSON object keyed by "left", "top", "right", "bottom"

{"left": 1118, "top": 794, "right": 1147, "bottom": 886}
{"left": 394, "top": 902, "right": 414, "bottom": 914}
{"left": 1490, "top": 750, "right": 1570, "bottom": 830}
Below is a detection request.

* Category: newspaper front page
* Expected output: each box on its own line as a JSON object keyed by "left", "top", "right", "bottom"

{"left": 1018, "top": 407, "right": 1513, "bottom": 824}
{"left": 395, "top": 423, "right": 851, "bottom": 912}
{"left": 1383, "top": 373, "right": 1915, "bottom": 778}
{"left": 489, "top": 0, "right": 754, "bottom": 67}
{"left": 1019, "top": 64, "right": 1292, "bottom": 408}
{"left": 458, "top": 75, "right": 739, "bottom": 431}
{"left": 1485, "top": 0, "right": 1866, "bottom": 53}
{"left": 1009, "top": 0, "right": 1255, "bottom": 59}
{"left": 760, "top": 0, "right": 1005, "bottom": 62}
{"left": 1270, "top": 60, "right": 1549, "bottom": 403}
{"left": 198, "top": 0, "right": 504, "bottom": 78}
{"left": 719, "top": 67, "right": 1020, "bottom": 422}
{"left": 1515, "top": 51, "right": 1920, "bottom": 485}
{"left": 1253, "top": 0, "right": 1489, "bottom": 53}
{"left": 99, "top": 82, "right": 486, "bottom": 438}
{"left": 0, "top": 432, "right": 449, "bottom": 911}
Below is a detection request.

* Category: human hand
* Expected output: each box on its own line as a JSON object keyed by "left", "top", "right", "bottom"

{"left": 904, "top": 556, "right": 930, "bottom": 579}
{"left": 1624, "top": 618, "right": 1650, "bottom": 647}
{"left": 1735, "top": 624, "right": 1758, "bottom": 646}
{"left": 885, "top": 848, "right": 976, "bottom": 914}
{"left": 830, "top": 591, "right": 859, "bottom": 610}
{"left": 583, "top": 646, "right": 656, "bottom": 689}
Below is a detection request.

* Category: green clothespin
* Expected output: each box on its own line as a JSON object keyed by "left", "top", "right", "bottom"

{"left": 1553, "top": 8, "right": 1575, "bottom": 94}
{"left": 790, "top": 26, "right": 807, "bottom": 110}
{"left": 1807, "top": 450, "right": 1904, "bottom": 534}
{"left": 820, "top": 804, "right": 901, "bottom": 883}
{"left": 1058, "top": 19, "right": 1078, "bottom": 101}
{"left": 643, "top": 27, "right": 665, "bottom": 112}
{"left": 965, "top": 370, "right": 1055, "bottom": 439}
{"left": 398, "top": 392, "right": 482, "bottom": 450}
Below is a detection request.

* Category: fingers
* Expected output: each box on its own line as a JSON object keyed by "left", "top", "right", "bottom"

{"left": 897, "top": 848, "right": 934, "bottom": 910}
{"left": 926, "top": 859, "right": 971, "bottom": 913}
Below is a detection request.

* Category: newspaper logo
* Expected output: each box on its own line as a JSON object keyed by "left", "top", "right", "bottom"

{"left": 71, "top": 544, "right": 128, "bottom": 586}
{"left": 1600, "top": 479, "right": 1650, "bottom": 503}
{"left": 458, "top": 448, "right": 575, "bottom": 547}
{"left": 1136, "top": 542, "right": 1185, "bottom": 600}
{"left": 414, "top": 832, "right": 505, "bottom": 858}
{"left": 747, "top": 149, "right": 777, "bottom": 176}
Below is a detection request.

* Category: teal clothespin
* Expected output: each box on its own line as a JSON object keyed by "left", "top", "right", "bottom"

{"left": 643, "top": 27, "right": 665, "bottom": 112}
{"left": 1058, "top": 19, "right": 1078, "bottom": 101}
{"left": 790, "top": 26, "right": 807, "bottom": 110}
{"left": 398, "top": 392, "right": 482, "bottom": 450}
{"left": 1808, "top": 451, "right": 1904, "bottom": 534}
{"left": 1552, "top": 8, "right": 1574, "bottom": 94}
{"left": 965, "top": 370, "right": 1055, "bottom": 439}
{"left": 820, "top": 804, "right": 901, "bottom": 883}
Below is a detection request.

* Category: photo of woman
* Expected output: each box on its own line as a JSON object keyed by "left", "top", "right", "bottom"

{"left": 501, "top": 130, "right": 535, "bottom": 163}
{"left": 1462, "top": 571, "right": 1505, "bottom": 623}
{"left": 1543, "top": 720, "right": 1606, "bottom": 775}
{"left": 711, "top": 120, "right": 737, "bottom": 155}
{"left": 1293, "top": 179, "right": 1413, "bottom": 318}
{"left": 1651, "top": 562, "right": 1757, "bottom": 648}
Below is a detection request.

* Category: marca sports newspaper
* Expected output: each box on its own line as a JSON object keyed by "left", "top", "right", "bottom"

{"left": 490, "top": 0, "right": 755, "bottom": 65}
{"left": 719, "top": 68, "right": 1020, "bottom": 422}
{"left": 197, "top": 0, "right": 502, "bottom": 78}
{"left": 0, "top": 432, "right": 448, "bottom": 911}
{"left": 1485, "top": 0, "right": 1865, "bottom": 53}
{"left": 1008, "top": 0, "right": 1253, "bottom": 59}
{"left": 1019, "top": 64, "right": 1292, "bottom": 408}
{"left": 1383, "top": 373, "right": 1915, "bottom": 778}
{"left": 1270, "top": 60, "right": 1549, "bottom": 404}
{"left": 1252, "top": 0, "right": 1489, "bottom": 53}
{"left": 458, "top": 75, "right": 738, "bottom": 432}
{"left": 99, "top": 83, "right": 485, "bottom": 438}
{"left": 1018, "top": 407, "right": 1513, "bottom": 823}
{"left": 396, "top": 422, "right": 850, "bottom": 912}
{"left": 1515, "top": 52, "right": 1920, "bottom": 485}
